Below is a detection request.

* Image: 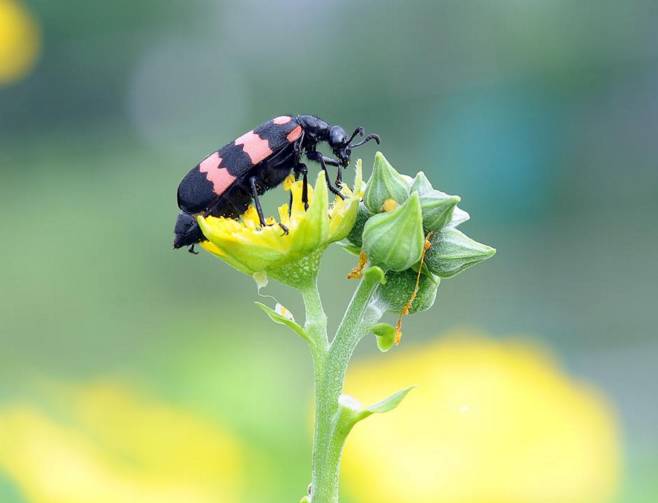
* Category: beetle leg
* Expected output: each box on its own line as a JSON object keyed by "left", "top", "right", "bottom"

{"left": 249, "top": 176, "right": 267, "bottom": 227}
{"left": 319, "top": 155, "right": 340, "bottom": 167}
{"left": 290, "top": 163, "right": 309, "bottom": 213}
{"left": 187, "top": 244, "right": 199, "bottom": 255}
{"left": 320, "top": 155, "right": 343, "bottom": 186}
{"left": 335, "top": 165, "right": 343, "bottom": 188}
{"left": 307, "top": 152, "right": 345, "bottom": 200}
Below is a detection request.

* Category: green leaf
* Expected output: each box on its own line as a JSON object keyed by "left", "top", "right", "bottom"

{"left": 370, "top": 322, "right": 396, "bottom": 352}
{"left": 357, "top": 386, "right": 415, "bottom": 420}
{"left": 254, "top": 302, "right": 312, "bottom": 345}
{"left": 362, "top": 265, "right": 386, "bottom": 284}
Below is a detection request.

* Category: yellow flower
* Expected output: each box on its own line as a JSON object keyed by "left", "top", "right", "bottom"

{"left": 0, "top": 381, "right": 245, "bottom": 503}
{"left": 197, "top": 162, "right": 363, "bottom": 287}
{"left": 343, "top": 332, "right": 620, "bottom": 503}
{"left": 0, "top": 0, "right": 40, "bottom": 85}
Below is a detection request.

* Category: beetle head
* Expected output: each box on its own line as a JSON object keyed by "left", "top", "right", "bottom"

{"left": 329, "top": 126, "right": 381, "bottom": 167}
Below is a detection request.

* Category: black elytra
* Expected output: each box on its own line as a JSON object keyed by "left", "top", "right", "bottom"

{"left": 173, "top": 115, "right": 380, "bottom": 253}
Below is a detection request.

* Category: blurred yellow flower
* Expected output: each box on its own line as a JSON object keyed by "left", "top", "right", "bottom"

{"left": 0, "top": 0, "right": 40, "bottom": 85}
{"left": 343, "top": 332, "right": 620, "bottom": 503}
{"left": 198, "top": 163, "right": 362, "bottom": 286}
{"left": 0, "top": 381, "right": 244, "bottom": 503}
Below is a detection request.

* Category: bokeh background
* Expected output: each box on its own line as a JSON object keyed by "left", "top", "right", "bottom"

{"left": 1, "top": 1, "right": 657, "bottom": 501}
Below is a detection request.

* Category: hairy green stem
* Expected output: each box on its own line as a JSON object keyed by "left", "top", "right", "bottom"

{"left": 304, "top": 272, "right": 383, "bottom": 503}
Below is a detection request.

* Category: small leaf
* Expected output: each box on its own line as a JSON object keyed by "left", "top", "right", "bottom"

{"left": 370, "top": 322, "right": 396, "bottom": 352}
{"left": 358, "top": 386, "right": 415, "bottom": 420}
{"left": 362, "top": 265, "right": 386, "bottom": 284}
{"left": 254, "top": 302, "right": 312, "bottom": 344}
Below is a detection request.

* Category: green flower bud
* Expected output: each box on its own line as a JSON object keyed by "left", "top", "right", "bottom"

{"left": 410, "top": 171, "right": 434, "bottom": 195}
{"left": 346, "top": 202, "right": 372, "bottom": 248}
{"left": 376, "top": 268, "right": 440, "bottom": 314}
{"left": 448, "top": 205, "right": 470, "bottom": 228}
{"left": 419, "top": 190, "right": 460, "bottom": 232}
{"left": 362, "top": 192, "right": 424, "bottom": 271}
{"left": 363, "top": 152, "right": 409, "bottom": 213}
{"left": 425, "top": 228, "right": 496, "bottom": 278}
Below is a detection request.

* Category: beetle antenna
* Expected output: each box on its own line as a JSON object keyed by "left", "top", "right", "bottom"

{"left": 346, "top": 127, "right": 364, "bottom": 145}
{"left": 350, "top": 133, "right": 381, "bottom": 148}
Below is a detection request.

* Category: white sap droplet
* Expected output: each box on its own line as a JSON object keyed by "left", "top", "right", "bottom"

{"left": 275, "top": 303, "right": 294, "bottom": 321}
{"left": 253, "top": 271, "right": 268, "bottom": 290}
{"left": 338, "top": 394, "right": 363, "bottom": 412}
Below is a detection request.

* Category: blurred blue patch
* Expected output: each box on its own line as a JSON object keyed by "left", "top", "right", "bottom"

{"left": 427, "top": 86, "right": 561, "bottom": 223}
{"left": 0, "top": 473, "right": 25, "bottom": 503}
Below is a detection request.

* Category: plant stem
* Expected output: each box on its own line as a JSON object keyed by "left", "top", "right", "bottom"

{"left": 304, "top": 272, "right": 383, "bottom": 503}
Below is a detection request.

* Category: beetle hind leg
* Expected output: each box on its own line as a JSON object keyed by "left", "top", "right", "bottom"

{"left": 249, "top": 176, "right": 268, "bottom": 227}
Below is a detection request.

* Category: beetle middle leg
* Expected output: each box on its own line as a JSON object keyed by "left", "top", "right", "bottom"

{"left": 290, "top": 163, "right": 309, "bottom": 213}
{"left": 249, "top": 175, "right": 289, "bottom": 235}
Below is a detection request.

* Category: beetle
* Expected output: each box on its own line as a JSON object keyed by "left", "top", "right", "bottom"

{"left": 173, "top": 114, "right": 380, "bottom": 253}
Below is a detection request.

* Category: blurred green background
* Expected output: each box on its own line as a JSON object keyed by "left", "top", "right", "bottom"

{"left": 1, "top": 1, "right": 657, "bottom": 502}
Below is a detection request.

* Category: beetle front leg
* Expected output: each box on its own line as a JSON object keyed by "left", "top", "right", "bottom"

{"left": 306, "top": 152, "right": 345, "bottom": 200}
{"left": 315, "top": 154, "right": 343, "bottom": 188}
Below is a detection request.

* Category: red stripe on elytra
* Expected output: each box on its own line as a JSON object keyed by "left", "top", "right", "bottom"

{"left": 199, "top": 152, "right": 236, "bottom": 195}
{"left": 287, "top": 125, "right": 303, "bottom": 142}
{"left": 235, "top": 130, "right": 273, "bottom": 164}
{"left": 272, "top": 115, "right": 292, "bottom": 124}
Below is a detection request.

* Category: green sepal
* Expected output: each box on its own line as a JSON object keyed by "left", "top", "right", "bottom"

{"left": 419, "top": 190, "right": 461, "bottom": 232}
{"left": 254, "top": 302, "right": 312, "bottom": 345}
{"left": 345, "top": 202, "right": 372, "bottom": 248}
{"left": 370, "top": 322, "right": 396, "bottom": 352}
{"left": 363, "top": 152, "right": 410, "bottom": 213}
{"left": 337, "top": 240, "right": 362, "bottom": 256}
{"left": 447, "top": 205, "right": 470, "bottom": 228}
{"left": 362, "top": 192, "right": 425, "bottom": 272}
{"left": 425, "top": 228, "right": 496, "bottom": 279}
{"left": 410, "top": 171, "right": 434, "bottom": 195}
{"left": 376, "top": 268, "right": 440, "bottom": 314}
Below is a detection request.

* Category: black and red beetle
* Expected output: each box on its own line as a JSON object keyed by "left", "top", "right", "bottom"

{"left": 173, "top": 114, "right": 379, "bottom": 253}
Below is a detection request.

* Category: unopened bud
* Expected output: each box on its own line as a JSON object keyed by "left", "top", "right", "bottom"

{"left": 363, "top": 152, "right": 409, "bottom": 213}
{"left": 419, "top": 190, "right": 460, "bottom": 232}
{"left": 362, "top": 193, "right": 424, "bottom": 271}
{"left": 376, "top": 268, "right": 440, "bottom": 314}
{"left": 425, "top": 228, "right": 496, "bottom": 278}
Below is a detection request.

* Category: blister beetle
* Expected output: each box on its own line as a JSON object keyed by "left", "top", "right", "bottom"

{"left": 173, "top": 114, "right": 379, "bottom": 252}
